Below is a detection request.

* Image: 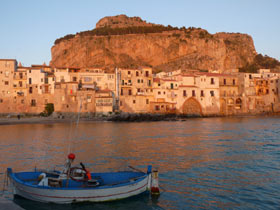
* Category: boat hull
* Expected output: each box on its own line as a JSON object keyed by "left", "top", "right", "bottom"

{"left": 8, "top": 170, "right": 151, "bottom": 204}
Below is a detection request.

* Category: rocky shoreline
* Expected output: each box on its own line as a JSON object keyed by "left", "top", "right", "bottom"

{"left": 0, "top": 112, "right": 279, "bottom": 125}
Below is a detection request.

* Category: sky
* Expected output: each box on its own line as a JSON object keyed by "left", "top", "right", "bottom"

{"left": 0, "top": 0, "right": 279, "bottom": 66}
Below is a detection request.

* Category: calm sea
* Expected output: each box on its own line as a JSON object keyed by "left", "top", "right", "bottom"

{"left": 0, "top": 116, "right": 280, "bottom": 210}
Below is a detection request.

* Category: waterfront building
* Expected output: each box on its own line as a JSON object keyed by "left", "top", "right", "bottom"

{"left": 118, "top": 67, "right": 154, "bottom": 113}
{"left": 218, "top": 74, "right": 241, "bottom": 115}
{"left": 77, "top": 68, "right": 116, "bottom": 93}
{"left": 54, "top": 82, "right": 96, "bottom": 115}
{"left": 54, "top": 67, "right": 73, "bottom": 83}
{"left": 13, "top": 66, "right": 28, "bottom": 97}
{"left": 154, "top": 70, "right": 220, "bottom": 116}
{"left": 238, "top": 69, "right": 280, "bottom": 113}
{"left": 95, "top": 89, "right": 114, "bottom": 114}
{"left": 0, "top": 59, "right": 17, "bottom": 113}
{"left": 150, "top": 77, "right": 177, "bottom": 114}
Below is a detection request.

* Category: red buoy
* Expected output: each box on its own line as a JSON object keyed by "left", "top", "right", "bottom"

{"left": 68, "top": 153, "right": 75, "bottom": 160}
{"left": 151, "top": 170, "right": 160, "bottom": 195}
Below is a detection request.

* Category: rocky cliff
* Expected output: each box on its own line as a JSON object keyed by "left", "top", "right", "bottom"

{"left": 50, "top": 15, "right": 258, "bottom": 72}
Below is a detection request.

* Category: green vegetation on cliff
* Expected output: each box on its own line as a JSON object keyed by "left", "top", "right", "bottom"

{"left": 54, "top": 25, "right": 209, "bottom": 45}
{"left": 240, "top": 54, "right": 280, "bottom": 73}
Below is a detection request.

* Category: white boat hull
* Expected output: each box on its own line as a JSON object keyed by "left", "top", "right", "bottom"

{"left": 10, "top": 175, "right": 150, "bottom": 204}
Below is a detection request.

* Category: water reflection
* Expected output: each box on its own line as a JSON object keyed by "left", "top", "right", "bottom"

{"left": 0, "top": 116, "right": 280, "bottom": 209}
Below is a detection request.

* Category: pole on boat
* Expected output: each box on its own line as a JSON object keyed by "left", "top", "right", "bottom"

{"left": 66, "top": 153, "right": 75, "bottom": 187}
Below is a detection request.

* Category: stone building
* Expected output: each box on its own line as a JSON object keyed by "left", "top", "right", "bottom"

{"left": 218, "top": 74, "right": 241, "bottom": 115}
{"left": 0, "top": 59, "right": 17, "bottom": 113}
{"left": 54, "top": 82, "right": 96, "bottom": 115}
{"left": 118, "top": 67, "right": 154, "bottom": 113}
{"left": 154, "top": 71, "right": 220, "bottom": 116}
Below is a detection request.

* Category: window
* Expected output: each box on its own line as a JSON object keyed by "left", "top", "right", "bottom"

{"left": 146, "top": 99, "right": 149, "bottom": 104}
{"left": 211, "top": 78, "right": 215, "bottom": 84}
{"left": 121, "top": 88, "right": 123, "bottom": 96}
{"left": 84, "top": 77, "right": 92, "bottom": 82}
{"left": 224, "top": 79, "right": 226, "bottom": 85}
{"left": 19, "top": 81, "right": 22, "bottom": 87}
{"left": 210, "top": 90, "right": 214, "bottom": 97}
{"left": 183, "top": 90, "right": 187, "bottom": 97}
{"left": 145, "top": 71, "right": 149, "bottom": 77}
{"left": 4, "top": 81, "right": 9, "bottom": 85}
{"left": 138, "top": 79, "right": 140, "bottom": 83}
{"left": 29, "top": 78, "right": 32, "bottom": 84}
{"left": 201, "top": 90, "right": 204, "bottom": 97}
{"left": 73, "top": 77, "right": 77, "bottom": 82}
{"left": 128, "top": 89, "right": 132, "bottom": 95}
{"left": 133, "top": 100, "right": 136, "bottom": 104}
{"left": 128, "top": 71, "right": 131, "bottom": 75}
{"left": 29, "top": 87, "right": 33, "bottom": 94}
{"left": 158, "top": 91, "right": 161, "bottom": 95}
{"left": 233, "top": 79, "right": 235, "bottom": 85}
{"left": 87, "top": 95, "right": 92, "bottom": 102}
{"left": 249, "top": 74, "right": 252, "bottom": 79}
{"left": 31, "top": 99, "right": 36, "bottom": 106}
{"left": 136, "top": 71, "right": 139, "bottom": 76}
{"left": 192, "top": 90, "right": 195, "bottom": 97}
{"left": 171, "top": 83, "right": 174, "bottom": 89}
{"left": 120, "top": 101, "right": 122, "bottom": 106}
{"left": 0, "top": 99, "right": 3, "bottom": 103}
{"left": 138, "top": 88, "right": 140, "bottom": 93}
{"left": 266, "top": 89, "right": 269, "bottom": 94}
{"left": 155, "top": 105, "right": 160, "bottom": 111}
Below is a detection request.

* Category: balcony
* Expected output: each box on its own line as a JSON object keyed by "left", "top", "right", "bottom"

{"left": 13, "top": 75, "right": 27, "bottom": 80}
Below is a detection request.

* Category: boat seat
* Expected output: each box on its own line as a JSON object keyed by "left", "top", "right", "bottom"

{"left": 48, "top": 177, "right": 62, "bottom": 187}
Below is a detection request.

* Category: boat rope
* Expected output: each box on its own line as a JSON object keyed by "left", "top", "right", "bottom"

{"left": 67, "top": 96, "right": 83, "bottom": 155}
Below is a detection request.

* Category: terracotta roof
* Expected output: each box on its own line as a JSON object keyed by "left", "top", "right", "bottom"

{"left": 31, "top": 64, "right": 51, "bottom": 68}
{"left": 0, "top": 59, "right": 17, "bottom": 61}
{"left": 195, "top": 72, "right": 235, "bottom": 77}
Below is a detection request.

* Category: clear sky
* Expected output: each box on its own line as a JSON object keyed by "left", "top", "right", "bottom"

{"left": 1, "top": 0, "right": 279, "bottom": 66}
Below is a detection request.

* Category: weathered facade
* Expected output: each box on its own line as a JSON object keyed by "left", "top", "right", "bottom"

{"left": 1, "top": 58, "right": 280, "bottom": 117}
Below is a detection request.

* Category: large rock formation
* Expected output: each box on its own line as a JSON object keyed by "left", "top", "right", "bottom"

{"left": 50, "top": 15, "right": 258, "bottom": 72}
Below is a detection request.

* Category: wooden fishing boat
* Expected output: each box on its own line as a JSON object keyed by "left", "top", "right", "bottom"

{"left": 7, "top": 154, "right": 159, "bottom": 204}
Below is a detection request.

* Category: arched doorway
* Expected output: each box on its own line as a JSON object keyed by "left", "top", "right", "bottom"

{"left": 182, "top": 97, "right": 202, "bottom": 116}
{"left": 236, "top": 98, "right": 242, "bottom": 110}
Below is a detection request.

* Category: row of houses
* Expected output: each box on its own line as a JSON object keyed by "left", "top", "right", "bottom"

{"left": 1, "top": 59, "right": 280, "bottom": 116}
